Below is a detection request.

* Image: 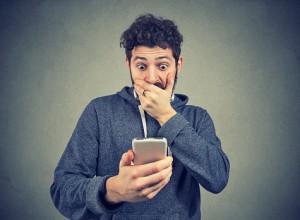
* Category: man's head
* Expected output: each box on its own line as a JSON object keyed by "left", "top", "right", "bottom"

{"left": 120, "top": 14, "right": 183, "bottom": 65}
{"left": 120, "top": 14, "right": 183, "bottom": 91}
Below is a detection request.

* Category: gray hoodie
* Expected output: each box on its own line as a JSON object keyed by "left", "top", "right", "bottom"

{"left": 50, "top": 86, "right": 230, "bottom": 219}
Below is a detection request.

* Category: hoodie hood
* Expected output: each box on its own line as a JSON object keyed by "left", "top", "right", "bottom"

{"left": 117, "top": 86, "right": 189, "bottom": 109}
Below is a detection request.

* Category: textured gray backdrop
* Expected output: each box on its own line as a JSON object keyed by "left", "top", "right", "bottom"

{"left": 1, "top": 1, "right": 299, "bottom": 219}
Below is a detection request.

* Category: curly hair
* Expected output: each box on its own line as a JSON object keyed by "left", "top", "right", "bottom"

{"left": 120, "top": 14, "right": 183, "bottom": 64}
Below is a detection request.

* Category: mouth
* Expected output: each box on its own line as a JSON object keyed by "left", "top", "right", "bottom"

{"left": 154, "top": 82, "right": 165, "bottom": 89}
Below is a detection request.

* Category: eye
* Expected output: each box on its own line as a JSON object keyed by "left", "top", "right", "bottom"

{"left": 137, "top": 64, "right": 147, "bottom": 70}
{"left": 159, "top": 64, "right": 168, "bottom": 70}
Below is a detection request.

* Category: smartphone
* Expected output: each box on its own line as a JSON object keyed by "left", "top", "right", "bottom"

{"left": 132, "top": 138, "right": 167, "bottom": 165}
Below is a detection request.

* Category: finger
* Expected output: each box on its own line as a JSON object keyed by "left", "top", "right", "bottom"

{"left": 134, "top": 84, "right": 145, "bottom": 97}
{"left": 135, "top": 79, "right": 158, "bottom": 92}
{"left": 135, "top": 165, "right": 172, "bottom": 190}
{"left": 135, "top": 156, "right": 173, "bottom": 177}
{"left": 139, "top": 172, "right": 172, "bottom": 199}
{"left": 145, "top": 184, "right": 165, "bottom": 200}
{"left": 134, "top": 84, "right": 150, "bottom": 105}
{"left": 119, "top": 150, "right": 134, "bottom": 168}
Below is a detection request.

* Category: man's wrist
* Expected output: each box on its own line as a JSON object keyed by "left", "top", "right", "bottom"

{"left": 157, "top": 109, "right": 177, "bottom": 126}
{"left": 105, "top": 176, "right": 123, "bottom": 204}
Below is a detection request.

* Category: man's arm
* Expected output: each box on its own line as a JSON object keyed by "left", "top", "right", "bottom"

{"left": 50, "top": 101, "right": 114, "bottom": 219}
{"left": 158, "top": 111, "right": 230, "bottom": 193}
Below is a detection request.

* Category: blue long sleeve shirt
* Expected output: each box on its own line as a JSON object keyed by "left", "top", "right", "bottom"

{"left": 50, "top": 86, "right": 230, "bottom": 219}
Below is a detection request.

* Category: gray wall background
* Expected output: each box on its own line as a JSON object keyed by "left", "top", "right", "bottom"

{"left": 1, "top": 0, "right": 299, "bottom": 219}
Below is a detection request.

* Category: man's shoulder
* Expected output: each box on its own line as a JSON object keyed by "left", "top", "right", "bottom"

{"left": 179, "top": 103, "right": 210, "bottom": 124}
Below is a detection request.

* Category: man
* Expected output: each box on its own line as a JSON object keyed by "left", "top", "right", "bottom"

{"left": 50, "top": 14, "right": 230, "bottom": 220}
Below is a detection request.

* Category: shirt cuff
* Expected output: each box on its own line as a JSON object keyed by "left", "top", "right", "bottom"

{"left": 86, "top": 175, "right": 123, "bottom": 214}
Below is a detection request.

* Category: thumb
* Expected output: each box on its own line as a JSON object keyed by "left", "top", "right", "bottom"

{"left": 119, "top": 150, "right": 134, "bottom": 168}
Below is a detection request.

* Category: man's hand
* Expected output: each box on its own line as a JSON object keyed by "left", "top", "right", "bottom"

{"left": 105, "top": 150, "right": 173, "bottom": 203}
{"left": 134, "top": 74, "right": 177, "bottom": 126}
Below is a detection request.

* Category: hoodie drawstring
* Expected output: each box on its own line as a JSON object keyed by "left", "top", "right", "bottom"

{"left": 138, "top": 105, "right": 147, "bottom": 138}
{"left": 134, "top": 89, "right": 148, "bottom": 138}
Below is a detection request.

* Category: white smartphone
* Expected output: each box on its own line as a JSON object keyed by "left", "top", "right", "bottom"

{"left": 132, "top": 138, "right": 167, "bottom": 165}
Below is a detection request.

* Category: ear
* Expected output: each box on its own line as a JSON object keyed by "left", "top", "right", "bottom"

{"left": 177, "top": 56, "right": 183, "bottom": 73}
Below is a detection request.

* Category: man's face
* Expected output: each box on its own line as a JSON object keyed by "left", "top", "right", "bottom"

{"left": 127, "top": 46, "right": 182, "bottom": 91}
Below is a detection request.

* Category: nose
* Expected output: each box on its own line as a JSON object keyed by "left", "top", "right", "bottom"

{"left": 145, "top": 66, "right": 158, "bottom": 84}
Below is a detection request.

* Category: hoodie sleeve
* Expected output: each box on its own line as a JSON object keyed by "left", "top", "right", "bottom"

{"left": 157, "top": 111, "right": 230, "bottom": 194}
{"left": 50, "top": 101, "right": 121, "bottom": 219}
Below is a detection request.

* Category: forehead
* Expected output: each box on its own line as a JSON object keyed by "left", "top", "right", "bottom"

{"left": 131, "top": 46, "right": 174, "bottom": 61}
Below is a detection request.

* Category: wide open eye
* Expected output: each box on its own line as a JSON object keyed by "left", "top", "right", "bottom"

{"left": 137, "top": 64, "right": 147, "bottom": 70}
{"left": 159, "top": 64, "right": 168, "bottom": 71}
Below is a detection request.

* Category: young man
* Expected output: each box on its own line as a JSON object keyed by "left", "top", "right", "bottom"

{"left": 50, "top": 14, "right": 230, "bottom": 220}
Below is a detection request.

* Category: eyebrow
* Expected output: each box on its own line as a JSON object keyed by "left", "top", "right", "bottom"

{"left": 133, "top": 56, "right": 147, "bottom": 62}
{"left": 133, "top": 55, "right": 172, "bottom": 62}
{"left": 156, "top": 56, "right": 172, "bottom": 61}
